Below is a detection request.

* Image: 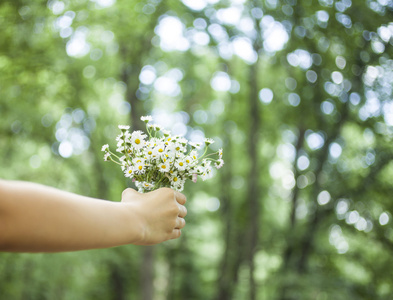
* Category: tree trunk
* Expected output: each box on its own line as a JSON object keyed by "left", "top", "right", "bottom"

{"left": 140, "top": 246, "right": 155, "bottom": 300}
{"left": 245, "top": 60, "right": 261, "bottom": 300}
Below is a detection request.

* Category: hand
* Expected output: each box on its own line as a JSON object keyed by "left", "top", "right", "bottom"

{"left": 121, "top": 187, "right": 187, "bottom": 245}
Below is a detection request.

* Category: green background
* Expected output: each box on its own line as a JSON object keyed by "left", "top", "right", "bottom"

{"left": 1, "top": 0, "right": 393, "bottom": 299}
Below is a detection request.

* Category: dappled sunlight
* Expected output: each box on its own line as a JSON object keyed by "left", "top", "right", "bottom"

{"left": 2, "top": 0, "right": 393, "bottom": 298}
{"left": 155, "top": 16, "right": 190, "bottom": 52}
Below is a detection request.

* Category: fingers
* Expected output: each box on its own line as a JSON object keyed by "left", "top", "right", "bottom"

{"left": 177, "top": 203, "right": 187, "bottom": 218}
{"left": 170, "top": 229, "right": 182, "bottom": 240}
{"left": 174, "top": 191, "right": 186, "bottom": 205}
{"left": 175, "top": 217, "right": 186, "bottom": 229}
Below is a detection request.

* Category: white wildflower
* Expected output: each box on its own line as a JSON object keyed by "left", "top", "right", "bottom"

{"left": 204, "top": 138, "right": 214, "bottom": 145}
{"left": 102, "top": 115, "right": 223, "bottom": 192}
{"left": 103, "top": 152, "right": 111, "bottom": 161}
{"left": 174, "top": 158, "right": 187, "bottom": 171}
{"left": 189, "top": 142, "right": 202, "bottom": 149}
{"left": 141, "top": 115, "right": 153, "bottom": 123}
{"left": 142, "top": 182, "right": 154, "bottom": 190}
{"left": 215, "top": 159, "right": 224, "bottom": 169}
{"left": 162, "top": 129, "right": 171, "bottom": 136}
{"left": 118, "top": 125, "right": 130, "bottom": 130}
{"left": 153, "top": 143, "right": 167, "bottom": 157}
{"left": 148, "top": 123, "right": 162, "bottom": 131}
{"left": 133, "top": 161, "right": 146, "bottom": 174}
{"left": 158, "top": 161, "right": 170, "bottom": 173}
{"left": 130, "top": 131, "right": 146, "bottom": 150}
{"left": 124, "top": 167, "right": 134, "bottom": 178}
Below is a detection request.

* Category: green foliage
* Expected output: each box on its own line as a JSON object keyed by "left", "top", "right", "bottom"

{"left": 1, "top": 0, "right": 393, "bottom": 299}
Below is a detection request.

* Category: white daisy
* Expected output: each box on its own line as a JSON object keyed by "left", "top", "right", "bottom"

{"left": 204, "top": 138, "right": 214, "bottom": 145}
{"left": 142, "top": 181, "right": 154, "bottom": 190}
{"left": 148, "top": 123, "right": 162, "bottom": 131}
{"left": 158, "top": 161, "right": 170, "bottom": 173}
{"left": 214, "top": 159, "right": 224, "bottom": 169}
{"left": 133, "top": 161, "right": 146, "bottom": 174}
{"left": 103, "top": 152, "right": 111, "bottom": 161}
{"left": 116, "top": 131, "right": 131, "bottom": 142}
{"left": 118, "top": 125, "right": 130, "bottom": 130}
{"left": 174, "top": 158, "right": 187, "bottom": 171}
{"left": 169, "top": 142, "right": 186, "bottom": 153}
{"left": 153, "top": 143, "right": 167, "bottom": 157}
{"left": 163, "top": 137, "right": 174, "bottom": 146}
{"left": 162, "top": 130, "right": 171, "bottom": 137}
{"left": 172, "top": 179, "right": 185, "bottom": 192}
{"left": 130, "top": 131, "right": 146, "bottom": 150}
{"left": 141, "top": 115, "right": 153, "bottom": 123}
{"left": 188, "top": 142, "right": 202, "bottom": 149}
{"left": 200, "top": 166, "right": 213, "bottom": 181}
{"left": 177, "top": 137, "right": 188, "bottom": 145}
{"left": 190, "top": 150, "right": 199, "bottom": 162}
{"left": 101, "top": 144, "right": 109, "bottom": 152}
{"left": 218, "top": 148, "right": 223, "bottom": 159}
{"left": 124, "top": 167, "right": 134, "bottom": 178}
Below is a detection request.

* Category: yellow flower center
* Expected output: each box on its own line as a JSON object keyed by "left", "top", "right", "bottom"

{"left": 186, "top": 159, "right": 190, "bottom": 163}
{"left": 138, "top": 166, "right": 143, "bottom": 170}
{"left": 176, "top": 147, "right": 180, "bottom": 151}
{"left": 179, "top": 162, "right": 183, "bottom": 166}
{"left": 193, "top": 155, "right": 197, "bottom": 159}
{"left": 158, "top": 148, "right": 163, "bottom": 153}
{"left": 128, "top": 170, "right": 132, "bottom": 174}
{"left": 174, "top": 177, "right": 178, "bottom": 182}
{"left": 135, "top": 139, "right": 140, "bottom": 144}
{"left": 161, "top": 165, "right": 167, "bottom": 169}
{"left": 148, "top": 151, "right": 152, "bottom": 155}
{"left": 168, "top": 138, "right": 172, "bottom": 141}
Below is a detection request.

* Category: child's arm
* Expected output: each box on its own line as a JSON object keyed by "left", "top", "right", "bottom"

{"left": 0, "top": 180, "right": 186, "bottom": 252}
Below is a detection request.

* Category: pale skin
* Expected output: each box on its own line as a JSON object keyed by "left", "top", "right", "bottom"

{"left": 0, "top": 180, "right": 187, "bottom": 253}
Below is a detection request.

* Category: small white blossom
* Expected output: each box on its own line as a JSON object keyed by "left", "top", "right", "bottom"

{"left": 124, "top": 167, "right": 134, "bottom": 178}
{"left": 102, "top": 115, "right": 223, "bottom": 192}
{"left": 189, "top": 142, "right": 202, "bottom": 149}
{"left": 148, "top": 123, "right": 162, "bottom": 131}
{"left": 103, "top": 152, "right": 111, "bottom": 161}
{"left": 133, "top": 161, "right": 146, "bottom": 174}
{"left": 158, "top": 161, "right": 170, "bottom": 173}
{"left": 174, "top": 159, "right": 187, "bottom": 171}
{"left": 177, "top": 137, "right": 188, "bottom": 145}
{"left": 118, "top": 125, "right": 130, "bottom": 130}
{"left": 142, "top": 182, "right": 154, "bottom": 190}
{"left": 204, "top": 138, "right": 214, "bottom": 145}
{"left": 130, "top": 131, "right": 146, "bottom": 150}
{"left": 162, "top": 129, "right": 171, "bottom": 136}
{"left": 141, "top": 115, "right": 153, "bottom": 123}
{"left": 170, "top": 142, "right": 186, "bottom": 153}
{"left": 215, "top": 159, "right": 224, "bottom": 169}
{"left": 153, "top": 143, "right": 167, "bottom": 157}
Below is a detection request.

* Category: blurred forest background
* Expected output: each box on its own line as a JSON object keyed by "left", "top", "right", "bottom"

{"left": 1, "top": 0, "right": 393, "bottom": 299}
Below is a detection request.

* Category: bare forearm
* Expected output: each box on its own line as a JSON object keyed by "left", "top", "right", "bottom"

{"left": 0, "top": 180, "right": 138, "bottom": 252}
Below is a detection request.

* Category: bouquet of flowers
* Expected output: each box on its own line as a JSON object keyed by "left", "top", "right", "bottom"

{"left": 101, "top": 116, "right": 224, "bottom": 193}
